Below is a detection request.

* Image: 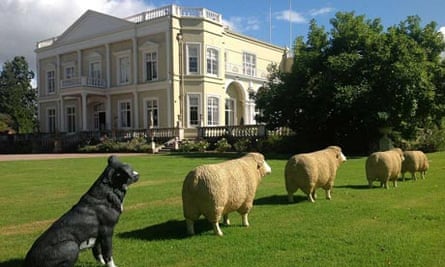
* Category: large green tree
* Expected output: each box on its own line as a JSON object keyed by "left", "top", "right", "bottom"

{"left": 256, "top": 12, "right": 445, "bottom": 153}
{"left": 0, "top": 56, "right": 37, "bottom": 133}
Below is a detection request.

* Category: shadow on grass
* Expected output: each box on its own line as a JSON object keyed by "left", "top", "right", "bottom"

{"left": 335, "top": 184, "right": 370, "bottom": 190}
{"left": 0, "top": 259, "right": 23, "bottom": 267}
{"left": 254, "top": 194, "right": 308, "bottom": 205}
{"left": 118, "top": 219, "right": 212, "bottom": 241}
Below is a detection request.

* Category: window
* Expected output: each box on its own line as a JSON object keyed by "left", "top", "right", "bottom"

{"left": 47, "top": 108, "right": 56, "bottom": 133}
{"left": 144, "top": 52, "right": 158, "bottom": 81}
{"left": 187, "top": 44, "right": 200, "bottom": 74}
{"left": 47, "top": 70, "right": 55, "bottom": 94}
{"left": 93, "top": 103, "right": 105, "bottom": 130}
{"left": 66, "top": 106, "right": 76, "bottom": 133}
{"left": 243, "top": 52, "right": 256, "bottom": 76}
{"left": 188, "top": 94, "right": 200, "bottom": 127}
{"left": 65, "top": 66, "right": 75, "bottom": 79}
{"left": 145, "top": 99, "right": 159, "bottom": 127}
{"left": 118, "top": 56, "right": 130, "bottom": 85}
{"left": 118, "top": 100, "right": 131, "bottom": 128}
{"left": 225, "top": 98, "right": 235, "bottom": 126}
{"left": 207, "top": 96, "right": 219, "bottom": 126}
{"left": 89, "top": 61, "right": 102, "bottom": 87}
{"left": 206, "top": 47, "right": 218, "bottom": 75}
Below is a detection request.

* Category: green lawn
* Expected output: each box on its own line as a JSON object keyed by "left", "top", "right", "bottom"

{"left": 0, "top": 152, "right": 444, "bottom": 267}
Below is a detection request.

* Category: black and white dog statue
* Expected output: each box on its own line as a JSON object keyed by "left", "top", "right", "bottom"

{"left": 24, "top": 155, "right": 139, "bottom": 267}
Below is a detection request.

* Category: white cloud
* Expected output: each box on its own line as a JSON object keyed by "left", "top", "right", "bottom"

{"left": 223, "top": 16, "right": 261, "bottom": 32}
{"left": 309, "top": 7, "right": 335, "bottom": 17}
{"left": 275, "top": 10, "right": 306, "bottom": 24}
{"left": 440, "top": 26, "right": 445, "bottom": 38}
{"left": 0, "top": 0, "right": 154, "bottom": 86}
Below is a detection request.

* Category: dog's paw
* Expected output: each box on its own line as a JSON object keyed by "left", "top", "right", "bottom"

{"left": 106, "top": 257, "right": 117, "bottom": 267}
{"left": 97, "top": 254, "right": 106, "bottom": 264}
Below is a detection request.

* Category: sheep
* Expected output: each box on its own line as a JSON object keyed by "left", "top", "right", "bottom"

{"left": 365, "top": 148, "right": 404, "bottom": 188}
{"left": 401, "top": 150, "right": 429, "bottom": 181}
{"left": 182, "top": 152, "right": 271, "bottom": 236}
{"left": 284, "top": 146, "right": 346, "bottom": 203}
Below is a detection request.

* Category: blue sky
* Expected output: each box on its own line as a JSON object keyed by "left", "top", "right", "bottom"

{"left": 0, "top": 0, "right": 444, "bottom": 82}
{"left": 167, "top": 0, "right": 445, "bottom": 48}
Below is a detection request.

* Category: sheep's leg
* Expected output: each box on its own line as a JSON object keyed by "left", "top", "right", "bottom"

{"left": 325, "top": 189, "right": 332, "bottom": 200}
{"left": 185, "top": 219, "right": 195, "bottom": 235}
{"left": 222, "top": 214, "right": 230, "bottom": 225}
{"left": 402, "top": 173, "right": 406, "bottom": 182}
{"left": 393, "top": 179, "right": 397, "bottom": 188}
{"left": 307, "top": 190, "right": 316, "bottom": 203}
{"left": 412, "top": 172, "right": 417, "bottom": 181}
{"left": 212, "top": 222, "right": 223, "bottom": 236}
{"left": 287, "top": 192, "right": 294, "bottom": 203}
{"left": 241, "top": 213, "right": 250, "bottom": 227}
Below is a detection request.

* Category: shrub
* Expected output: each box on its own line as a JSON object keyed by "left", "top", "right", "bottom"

{"left": 233, "top": 138, "right": 251, "bottom": 152}
{"left": 215, "top": 138, "right": 232, "bottom": 152}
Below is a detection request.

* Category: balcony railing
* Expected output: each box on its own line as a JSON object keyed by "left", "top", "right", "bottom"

{"left": 60, "top": 77, "right": 106, "bottom": 89}
{"left": 225, "top": 63, "right": 269, "bottom": 79}
{"left": 126, "top": 5, "right": 222, "bottom": 24}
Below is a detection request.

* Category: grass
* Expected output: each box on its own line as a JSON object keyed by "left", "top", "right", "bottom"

{"left": 0, "top": 152, "right": 444, "bottom": 267}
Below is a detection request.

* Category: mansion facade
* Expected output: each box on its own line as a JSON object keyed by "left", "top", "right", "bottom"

{"left": 35, "top": 5, "right": 290, "bottom": 137}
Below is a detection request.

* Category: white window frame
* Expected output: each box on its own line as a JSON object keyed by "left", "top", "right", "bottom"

{"left": 207, "top": 95, "right": 220, "bottom": 126}
{"left": 66, "top": 106, "right": 76, "bottom": 133}
{"left": 64, "top": 64, "right": 75, "bottom": 80}
{"left": 187, "top": 94, "right": 201, "bottom": 128}
{"left": 114, "top": 50, "right": 131, "bottom": 85}
{"left": 140, "top": 41, "right": 159, "bottom": 82}
{"left": 186, "top": 43, "right": 201, "bottom": 75}
{"left": 144, "top": 98, "right": 159, "bottom": 128}
{"left": 47, "top": 107, "right": 56, "bottom": 133}
{"left": 118, "top": 100, "right": 132, "bottom": 129}
{"left": 206, "top": 46, "right": 219, "bottom": 76}
{"left": 93, "top": 103, "right": 105, "bottom": 130}
{"left": 225, "top": 98, "right": 236, "bottom": 126}
{"left": 243, "top": 52, "right": 256, "bottom": 77}
{"left": 46, "top": 69, "right": 55, "bottom": 94}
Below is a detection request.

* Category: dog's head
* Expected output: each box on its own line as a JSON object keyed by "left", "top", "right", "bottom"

{"left": 105, "top": 155, "right": 139, "bottom": 191}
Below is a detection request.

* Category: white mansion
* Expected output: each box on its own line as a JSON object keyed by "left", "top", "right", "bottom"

{"left": 35, "top": 5, "right": 291, "bottom": 138}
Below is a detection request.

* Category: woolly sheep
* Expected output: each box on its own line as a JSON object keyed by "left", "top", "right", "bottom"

{"left": 365, "top": 148, "right": 404, "bottom": 188}
{"left": 401, "top": 150, "right": 429, "bottom": 181}
{"left": 285, "top": 146, "right": 346, "bottom": 203}
{"left": 182, "top": 152, "right": 271, "bottom": 236}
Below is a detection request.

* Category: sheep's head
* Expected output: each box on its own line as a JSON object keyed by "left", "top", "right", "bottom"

{"left": 246, "top": 152, "right": 272, "bottom": 177}
{"left": 392, "top": 148, "right": 405, "bottom": 161}
{"left": 328, "top": 146, "right": 347, "bottom": 165}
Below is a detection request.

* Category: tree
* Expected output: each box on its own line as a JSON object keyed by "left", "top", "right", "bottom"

{"left": 256, "top": 12, "right": 445, "bottom": 153}
{"left": 0, "top": 56, "right": 37, "bottom": 133}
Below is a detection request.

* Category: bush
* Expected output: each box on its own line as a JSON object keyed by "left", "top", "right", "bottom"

{"left": 215, "top": 138, "right": 232, "bottom": 152}
{"left": 78, "top": 137, "right": 152, "bottom": 153}
{"left": 233, "top": 138, "right": 251, "bottom": 152}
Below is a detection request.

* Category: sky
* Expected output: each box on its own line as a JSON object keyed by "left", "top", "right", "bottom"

{"left": 1, "top": 0, "right": 445, "bottom": 87}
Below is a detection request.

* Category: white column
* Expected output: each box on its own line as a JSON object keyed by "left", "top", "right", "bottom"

{"left": 133, "top": 92, "right": 139, "bottom": 129}
{"left": 56, "top": 55, "right": 61, "bottom": 90}
{"left": 106, "top": 43, "right": 110, "bottom": 88}
{"left": 60, "top": 97, "right": 65, "bottom": 132}
{"left": 81, "top": 92, "right": 87, "bottom": 130}
{"left": 132, "top": 37, "right": 138, "bottom": 84}
{"left": 77, "top": 50, "right": 82, "bottom": 77}
{"left": 106, "top": 95, "right": 112, "bottom": 130}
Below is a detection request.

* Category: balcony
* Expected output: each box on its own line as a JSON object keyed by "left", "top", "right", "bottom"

{"left": 60, "top": 77, "right": 106, "bottom": 89}
{"left": 126, "top": 5, "right": 222, "bottom": 24}
{"left": 225, "top": 63, "right": 269, "bottom": 80}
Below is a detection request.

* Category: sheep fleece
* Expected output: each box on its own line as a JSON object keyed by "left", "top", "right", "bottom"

{"left": 366, "top": 148, "right": 404, "bottom": 188}
{"left": 182, "top": 153, "right": 269, "bottom": 232}
{"left": 285, "top": 146, "right": 346, "bottom": 202}
{"left": 401, "top": 150, "right": 429, "bottom": 180}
